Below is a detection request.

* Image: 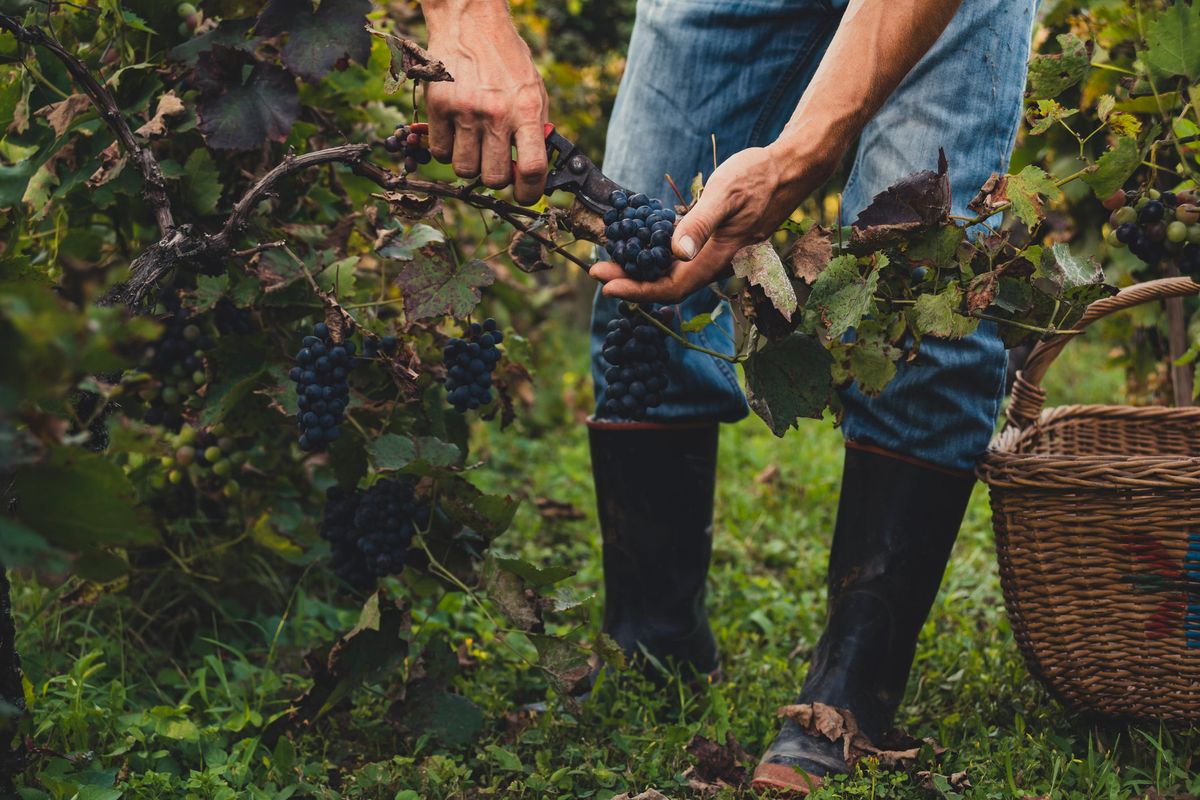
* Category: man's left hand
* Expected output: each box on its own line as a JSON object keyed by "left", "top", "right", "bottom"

{"left": 589, "top": 145, "right": 828, "bottom": 303}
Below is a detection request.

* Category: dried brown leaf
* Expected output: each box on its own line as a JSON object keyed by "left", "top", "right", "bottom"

{"left": 134, "top": 91, "right": 186, "bottom": 139}
{"left": 786, "top": 224, "right": 833, "bottom": 284}
{"left": 851, "top": 150, "right": 951, "bottom": 250}
{"left": 612, "top": 791, "right": 672, "bottom": 800}
{"left": 535, "top": 498, "right": 586, "bottom": 521}
{"left": 967, "top": 172, "right": 1009, "bottom": 219}
{"left": 35, "top": 93, "right": 92, "bottom": 138}
{"left": 86, "top": 141, "right": 126, "bottom": 189}
{"left": 685, "top": 733, "right": 752, "bottom": 789}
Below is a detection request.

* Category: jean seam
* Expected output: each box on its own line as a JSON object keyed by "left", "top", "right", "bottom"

{"left": 746, "top": 12, "right": 836, "bottom": 148}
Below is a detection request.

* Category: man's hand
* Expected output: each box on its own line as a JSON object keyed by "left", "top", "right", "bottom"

{"left": 590, "top": 145, "right": 837, "bottom": 304}
{"left": 423, "top": 0, "right": 549, "bottom": 204}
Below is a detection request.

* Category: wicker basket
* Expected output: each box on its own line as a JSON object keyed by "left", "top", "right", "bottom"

{"left": 977, "top": 277, "right": 1200, "bottom": 725}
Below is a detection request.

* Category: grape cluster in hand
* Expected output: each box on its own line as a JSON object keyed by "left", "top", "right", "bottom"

{"left": 599, "top": 302, "right": 672, "bottom": 420}
{"left": 603, "top": 190, "right": 677, "bottom": 281}
{"left": 319, "top": 478, "right": 429, "bottom": 588}
{"left": 444, "top": 319, "right": 503, "bottom": 413}
{"left": 384, "top": 124, "right": 433, "bottom": 173}
{"left": 141, "top": 303, "right": 212, "bottom": 431}
{"left": 289, "top": 322, "right": 354, "bottom": 451}
{"left": 1105, "top": 188, "right": 1200, "bottom": 276}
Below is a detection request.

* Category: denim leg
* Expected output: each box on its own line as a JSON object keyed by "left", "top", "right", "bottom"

{"left": 592, "top": 0, "right": 842, "bottom": 423}
{"left": 837, "top": 0, "right": 1037, "bottom": 471}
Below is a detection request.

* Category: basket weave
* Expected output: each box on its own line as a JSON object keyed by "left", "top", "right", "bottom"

{"left": 977, "top": 277, "right": 1200, "bottom": 724}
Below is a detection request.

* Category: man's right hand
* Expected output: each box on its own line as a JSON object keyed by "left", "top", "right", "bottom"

{"left": 422, "top": 0, "right": 549, "bottom": 204}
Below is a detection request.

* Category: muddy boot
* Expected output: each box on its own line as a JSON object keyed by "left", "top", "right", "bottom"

{"left": 589, "top": 419, "right": 721, "bottom": 679}
{"left": 752, "top": 445, "right": 975, "bottom": 795}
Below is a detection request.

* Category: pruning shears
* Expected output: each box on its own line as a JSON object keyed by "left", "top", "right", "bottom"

{"left": 542, "top": 123, "right": 627, "bottom": 215}
{"left": 403, "top": 121, "right": 627, "bottom": 214}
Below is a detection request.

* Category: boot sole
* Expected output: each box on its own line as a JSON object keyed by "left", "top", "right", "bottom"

{"left": 750, "top": 762, "right": 823, "bottom": 796}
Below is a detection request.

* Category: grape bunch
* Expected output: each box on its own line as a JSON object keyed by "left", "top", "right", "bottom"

{"left": 384, "top": 124, "right": 433, "bottom": 173}
{"left": 289, "top": 322, "right": 354, "bottom": 451}
{"left": 599, "top": 302, "right": 673, "bottom": 420}
{"left": 156, "top": 424, "right": 246, "bottom": 498}
{"left": 444, "top": 319, "right": 503, "bottom": 413}
{"left": 603, "top": 190, "right": 677, "bottom": 282}
{"left": 319, "top": 478, "right": 429, "bottom": 588}
{"left": 140, "top": 305, "right": 212, "bottom": 431}
{"left": 214, "top": 298, "right": 255, "bottom": 336}
{"left": 1104, "top": 188, "right": 1200, "bottom": 276}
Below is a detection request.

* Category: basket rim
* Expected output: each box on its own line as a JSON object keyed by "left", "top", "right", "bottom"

{"left": 979, "top": 403, "right": 1200, "bottom": 490}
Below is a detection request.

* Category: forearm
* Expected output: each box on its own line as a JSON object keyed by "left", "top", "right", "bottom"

{"left": 773, "top": 0, "right": 962, "bottom": 183}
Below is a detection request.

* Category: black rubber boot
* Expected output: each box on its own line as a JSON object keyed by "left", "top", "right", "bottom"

{"left": 589, "top": 419, "right": 721, "bottom": 678}
{"left": 753, "top": 445, "right": 976, "bottom": 795}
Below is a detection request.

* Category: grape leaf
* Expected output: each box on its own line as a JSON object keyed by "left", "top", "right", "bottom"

{"left": 183, "top": 148, "right": 223, "bottom": 216}
{"left": 368, "top": 28, "right": 454, "bottom": 90}
{"left": 785, "top": 224, "right": 832, "bottom": 284}
{"left": 681, "top": 313, "right": 714, "bottom": 334}
{"left": 912, "top": 284, "right": 979, "bottom": 339}
{"left": 1026, "top": 99, "right": 1077, "bottom": 135}
{"left": 438, "top": 475, "right": 518, "bottom": 540}
{"left": 367, "top": 433, "right": 460, "bottom": 472}
{"left": 170, "top": 19, "right": 259, "bottom": 67}
{"left": 377, "top": 223, "right": 446, "bottom": 260}
{"left": 1035, "top": 242, "right": 1105, "bottom": 295}
{"left": 188, "top": 274, "right": 230, "bottom": 313}
{"left": 731, "top": 241, "right": 796, "bottom": 320}
{"left": 743, "top": 332, "right": 834, "bottom": 437}
{"left": 196, "top": 56, "right": 299, "bottom": 151}
{"left": 1142, "top": 1, "right": 1200, "bottom": 81}
{"left": 0, "top": 517, "right": 65, "bottom": 572}
{"left": 482, "top": 558, "right": 542, "bottom": 631}
{"left": 34, "top": 93, "right": 90, "bottom": 138}
{"left": 1081, "top": 136, "right": 1139, "bottom": 198}
{"left": 1027, "top": 33, "right": 1090, "bottom": 99}
{"left": 490, "top": 556, "right": 574, "bottom": 587}
{"left": 829, "top": 321, "right": 900, "bottom": 396}
{"left": 972, "top": 166, "right": 1060, "bottom": 228}
{"left": 850, "top": 151, "right": 950, "bottom": 249}
{"left": 529, "top": 634, "right": 593, "bottom": 696}
{"left": 806, "top": 254, "right": 879, "bottom": 339}
{"left": 256, "top": 0, "right": 372, "bottom": 83}
{"left": 10, "top": 448, "right": 155, "bottom": 550}
{"left": 394, "top": 251, "right": 494, "bottom": 321}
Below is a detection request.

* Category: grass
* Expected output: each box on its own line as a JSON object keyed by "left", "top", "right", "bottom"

{"left": 10, "top": 329, "right": 1199, "bottom": 799}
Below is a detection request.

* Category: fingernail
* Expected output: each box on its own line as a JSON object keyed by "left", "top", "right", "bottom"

{"left": 678, "top": 235, "right": 697, "bottom": 260}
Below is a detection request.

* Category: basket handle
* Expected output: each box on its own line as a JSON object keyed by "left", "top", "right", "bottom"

{"left": 1006, "top": 276, "right": 1200, "bottom": 429}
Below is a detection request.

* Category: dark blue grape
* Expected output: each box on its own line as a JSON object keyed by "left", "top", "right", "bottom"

{"left": 291, "top": 322, "right": 353, "bottom": 451}
{"left": 598, "top": 303, "right": 672, "bottom": 420}
{"left": 444, "top": 318, "right": 504, "bottom": 413}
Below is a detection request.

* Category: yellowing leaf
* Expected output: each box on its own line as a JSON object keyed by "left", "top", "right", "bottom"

{"left": 731, "top": 241, "right": 796, "bottom": 321}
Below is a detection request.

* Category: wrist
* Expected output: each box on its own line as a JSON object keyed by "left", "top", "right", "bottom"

{"left": 423, "top": 0, "right": 512, "bottom": 41}
{"left": 767, "top": 110, "right": 857, "bottom": 199}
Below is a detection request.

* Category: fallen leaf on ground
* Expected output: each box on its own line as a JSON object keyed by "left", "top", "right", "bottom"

{"left": 535, "top": 498, "right": 586, "bottom": 521}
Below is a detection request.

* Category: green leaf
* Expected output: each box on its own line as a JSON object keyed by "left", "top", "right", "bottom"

{"left": 0, "top": 161, "right": 36, "bottom": 210}
{"left": 485, "top": 744, "right": 524, "bottom": 773}
{"left": 438, "top": 476, "right": 518, "bottom": 539}
{"left": 395, "top": 255, "right": 494, "bottom": 321}
{"left": 743, "top": 333, "right": 834, "bottom": 437}
{"left": 1005, "top": 165, "right": 1061, "bottom": 228}
{"left": 188, "top": 274, "right": 230, "bottom": 314}
{"left": 1081, "top": 136, "right": 1139, "bottom": 198}
{"left": 1026, "top": 98, "right": 1078, "bottom": 135}
{"left": 169, "top": 19, "right": 260, "bottom": 67}
{"left": 1036, "top": 242, "right": 1105, "bottom": 295}
{"left": 805, "top": 254, "right": 879, "bottom": 339}
{"left": 316, "top": 256, "right": 357, "bottom": 299}
{"left": 367, "top": 433, "right": 460, "bottom": 472}
{"left": 0, "top": 517, "right": 65, "bottom": 572}
{"left": 912, "top": 285, "right": 979, "bottom": 339}
{"left": 680, "top": 313, "right": 714, "bottom": 334}
{"left": 377, "top": 223, "right": 445, "bottom": 260}
{"left": 1027, "top": 32, "right": 1090, "bottom": 99}
{"left": 731, "top": 241, "right": 796, "bottom": 321}
{"left": 255, "top": 0, "right": 372, "bottom": 83}
{"left": 830, "top": 321, "right": 901, "bottom": 397}
{"left": 1142, "top": 1, "right": 1200, "bottom": 81}
{"left": 482, "top": 559, "right": 541, "bottom": 631}
{"left": 183, "top": 148, "right": 223, "bottom": 216}
{"left": 906, "top": 224, "right": 964, "bottom": 269}
{"left": 11, "top": 449, "right": 156, "bottom": 551}
{"left": 490, "top": 556, "right": 574, "bottom": 587}
{"left": 529, "top": 634, "right": 593, "bottom": 696}
{"left": 197, "top": 62, "right": 300, "bottom": 151}
{"left": 408, "top": 691, "right": 483, "bottom": 748}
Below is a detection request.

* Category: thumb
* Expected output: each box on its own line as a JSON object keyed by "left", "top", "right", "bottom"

{"left": 671, "top": 191, "right": 726, "bottom": 262}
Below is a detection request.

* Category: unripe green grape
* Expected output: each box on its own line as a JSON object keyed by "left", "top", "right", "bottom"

{"left": 178, "top": 425, "right": 196, "bottom": 444}
{"left": 230, "top": 450, "right": 248, "bottom": 465}
{"left": 1106, "top": 229, "right": 1125, "bottom": 248}
{"left": 168, "top": 469, "right": 184, "bottom": 485}
{"left": 149, "top": 473, "right": 167, "bottom": 490}
{"left": 1148, "top": 188, "right": 1161, "bottom": 200}
{"left": 1188, "top": 224, "right": 1200, "bottom": 244}
{"left": 223, "top": 481, "right": 240, "bottom": 498}
{"left": 203, "top": 445, "right": 222, "bottom": 463}
{"left": 176, "top": 445, "right": 195, "bottom": 466}
{"left": 217, "top": 436, "right": 236, "bottom": 453}
{"left": 192, "top": 370, "right": 206, "bottom": 385}
{"left": 183, "top": 324, "right": 201, "bottom": 342}
{"left": 1112, "top": 206, "right": 1137, "bottom": 226}
{"left": 161, "top": 387, "right": 180, "bottom": 405}
{"left": 1167, "top": 220, "right": 1188, "bottom": 243}
{"left": 160, "top": 455, "right": 174, "bottom": 468}
{"left": 212, "top": 459, "right": 232, "bottom": 477}
{"left": 177, "top": 2, "right": 196, "bottom": 16}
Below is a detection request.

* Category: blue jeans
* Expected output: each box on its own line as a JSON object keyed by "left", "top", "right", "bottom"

{"left": 590, "top": 0, "right": 1036, "bottom": 472}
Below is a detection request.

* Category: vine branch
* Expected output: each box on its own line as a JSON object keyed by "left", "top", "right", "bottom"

{"left": 0, "top": 12, "right": 175, "bottom": 235}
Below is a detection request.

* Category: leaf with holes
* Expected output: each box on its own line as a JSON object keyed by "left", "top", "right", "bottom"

{"left": 1081, "top": 136, "right": 1139, "bottom": 199}
{"left": 805, "top": 254, "right": 880, "bottom": 340}
{"left": 1027, "top": 33, "right": 1090, "bottom": 99}
{"left": 1142, "top": 1, "right": 1200, "bottom": 81}
{"left": 394, "top": 249, "right": 494, "bottom": 321}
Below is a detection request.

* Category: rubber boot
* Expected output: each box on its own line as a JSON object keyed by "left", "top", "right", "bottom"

{"left": 752, "top": 445, "right": 976, "bottom": 795}
{"left": 589, "top": 419, "right": 721, "bottom": 678}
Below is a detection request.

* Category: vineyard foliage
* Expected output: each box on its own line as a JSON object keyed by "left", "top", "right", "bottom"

{"left": 0, "top": 0, "right": 1197, "bottom": 796}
